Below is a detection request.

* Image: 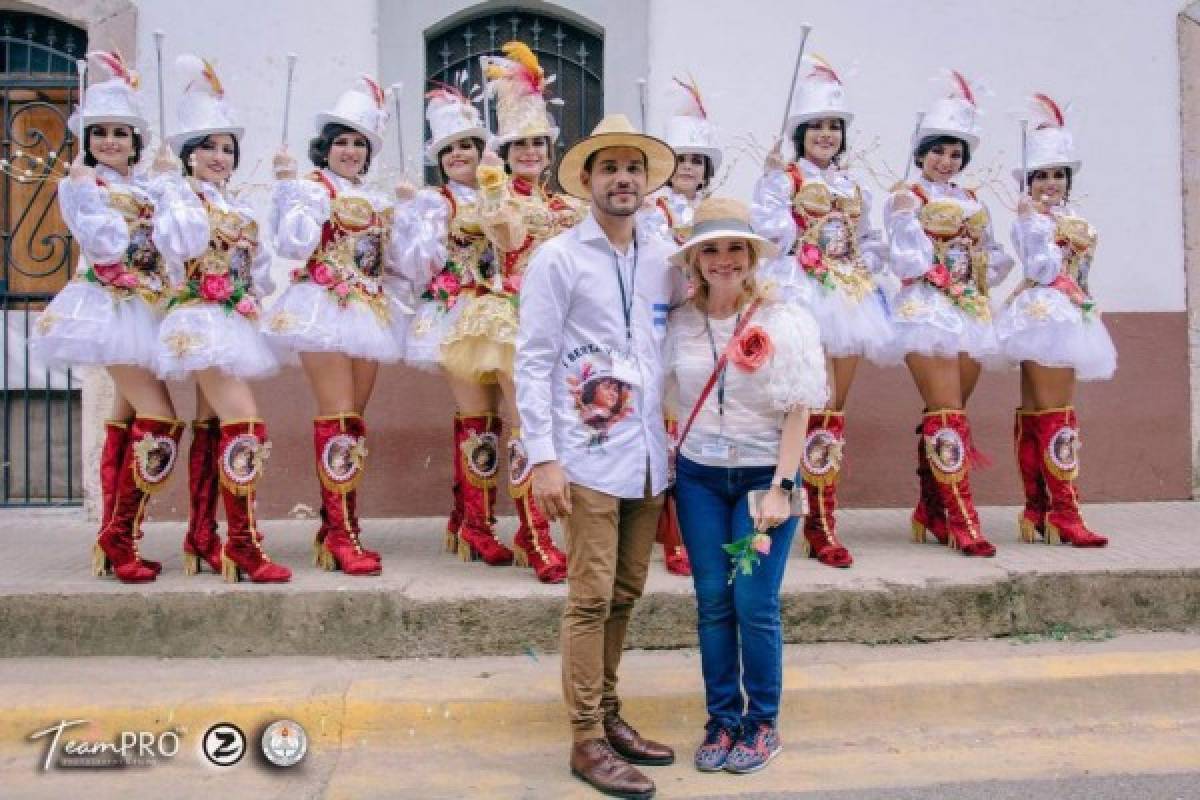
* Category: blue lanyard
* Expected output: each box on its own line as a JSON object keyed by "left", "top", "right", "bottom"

{"left": 703, "top": 310, "right": 740, "bottom": 424}
{"left": 613, "top": 238, "right": 639, "bottom": 346}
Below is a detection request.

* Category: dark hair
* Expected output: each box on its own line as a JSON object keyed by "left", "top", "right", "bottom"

{"left": 582, "top": 376, "right": 626, "bottom": 413}
{"left": 1025, "top": 166, "right": 1074, "bottom": 201}
{"left": 669, "top": 153, "right": 713, "bottom": 191}
{"left": 308, "top": 123, "right": 372, "bottom": 174}
{"left": 498, "top": 135, "right": 551, "bottom": 175}
{"left": 83, "top": 124, "right": 144, "bottom": 167}
{"left": 792, "top": 118, "right": 848, "bottom": 165}
{"left": 435, "top": 137, "right": 485, "bottom": 185}
{"left": 179, "top": 133, "right": 241, "bottom": 176}
{"left": 582, "top": 147, "right": 648, "bottom": 175}
{"left": 914, "top": 135, "right": 971, "bottom": 170}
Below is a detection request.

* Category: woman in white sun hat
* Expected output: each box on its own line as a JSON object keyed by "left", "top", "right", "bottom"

{"left": 152, "top": 54, "right": 289, "bottom": 583}
{"left": 998, "top": 93, "right": 1114, "bottom": 549}
{"left": 266, "top": 75, "right": 414, "bottom": 577}
{"left": 885, "top": 70, "right": 1015, "bottom": 559}
{"left": 751, "top": 54, "right": 890, "bottom": 570}
{"left": 32, "top": 50, "right": 185, "bottom": 585}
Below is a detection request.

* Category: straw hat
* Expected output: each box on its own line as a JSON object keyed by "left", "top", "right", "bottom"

{"left": 68, "top": 51, "right": 147, "bottom": 137}
{"left": 556, "top": 114, "right": 675, "bottom": 200}
{"left": 167, "top": 55, "right": 243, "bottom": 154}
{"left": 1013, "top": 93, "right": 1081, "bottom": 182}
{"left": 669, "top": 197, "right": 779, "bottom": 267}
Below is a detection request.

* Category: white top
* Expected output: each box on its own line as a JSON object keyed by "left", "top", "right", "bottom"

{"left": 152, "top": 175, "right": 274, "bottom": 297}
{"left": 636, "top": 186, "right": 700, "bottom": 245}
{"left": 1011, "top": 205, "right": 1084, "bottom": 286}
{"left": 515, "top": 212, "right": 687, "bottom": 499}
{"left": 58, "top": 164, "right": 155, "bottom": 272}
{"left": 667, "top": 302, "right": 828, "bottom": 467}
{"left": 392, "top": 180, "right": 478, "bottom": 290}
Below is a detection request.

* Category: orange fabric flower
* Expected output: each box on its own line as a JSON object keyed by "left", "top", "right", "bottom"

{"left": 727, "top": 325, "right": 773, "bottom": 373}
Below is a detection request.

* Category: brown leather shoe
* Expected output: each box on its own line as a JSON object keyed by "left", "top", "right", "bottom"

{"left": 570, "top": 738, "right": 655, "bottom": 799}
{"left": 603, "top": 712, "right": 675, "bottom": 766}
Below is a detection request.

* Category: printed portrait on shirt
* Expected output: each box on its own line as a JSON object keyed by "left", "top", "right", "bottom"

{"left": 567, "top": 361, "right": 635, "bottom": 449}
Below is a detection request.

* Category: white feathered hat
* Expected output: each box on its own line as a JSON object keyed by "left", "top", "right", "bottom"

{"left": 168, "top": 55, "right": 243, "bottom": 154}
{"left": 1014, "top": 93, "right": 1081, "bottom": 182}
{"left": 68, "top": 50, "right": 147, "bottom": 137}
{"left": 785, "top": 55, "right": 854, "bottom": 136}
{"left": 915, "top": 70, "right": 983, "bottom": 152}
{"left": 484, "top": 41, "right": 560, "bottom": 148}
{"left": 424, "top": 85, "right": 487, "bottom": 163}
{"left": 664, "top": 75, "right": 721, "bottom": 173}
{"left": 315, "top": 76, "right": 389, "bottom": 154}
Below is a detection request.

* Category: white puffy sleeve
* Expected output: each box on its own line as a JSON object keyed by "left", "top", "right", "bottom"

{"left": 57, "top": 177, "right": 128, "bottom": 267}
{"left": 856, "top": 183, "right": 887, "bottom": 275}
{"left": 636, "top": 198, "right": 672, "bottom": 244}
{"left": 390, "top": 188, "right": 450, "bottom": 291}
{"left": 249, "top": 221, "right": 276, "bottom": 299}
{"left": 1010, "top": 212, "right": 1062, "bottom": 286}
{"left": 270, "top": 178, "right": 329, "bottom": 261}
{"left": 148, "top": 173, "right": 209, "bottom": 287}
{"left": 982, "top": 205, "right": 1015, "bottom": 286}
{"left": 884, "top": 192, "right": 934, "bottom": 281}
{"left": 750, "top": 168, "right": 798, "bottom": 254}
{"left": 759, "top": 303, "right": 829, "bottom": 413}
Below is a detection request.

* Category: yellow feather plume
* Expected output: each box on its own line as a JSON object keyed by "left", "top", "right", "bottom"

{"left": 502, "top": 41, "right": 542, "bottom": 77}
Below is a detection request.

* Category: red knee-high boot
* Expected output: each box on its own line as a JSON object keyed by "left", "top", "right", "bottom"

{"left": 445, "top": 414, "right": 468, "bottom": 554}
{"left": 183, "top": 418, "right": 223, "bottom": 574}
{"left": 93, "top": 415, "right": 184, "bottom": 582}
{"left": 217, "top": 420, "right": 291, "bottom": 583}
{"left": 921, "top": 410, "right": 995, "bottom": 557}
{"left": 509, "top": 429, "right": 566, "bottom": 583}
{"left": 912, "top": 415, "right": 950, "bottom": 546}
{"left": 1030, "top": 407, "right": 1107, "bottom": 547}
{"left": 1015, "top": 410, "right": 1049, "bottom": 543}
{"left": 312, "top": 413, "right": 381, "bottom": 575}
{"left": 800, "top": 411, "right": 853, "bottom": 567}
{"left": 455, "top": 414, "right": 513, "bottom": 565}
{"left": 97, "top": 418, "right": 163, "bottom": 574}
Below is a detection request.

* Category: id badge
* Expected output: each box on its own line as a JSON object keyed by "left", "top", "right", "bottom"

{"left": 612, "top": 352, "right": 641, "bottom": 387}
{"left": 700, "top": 437, "right": 733, "bottom": 461}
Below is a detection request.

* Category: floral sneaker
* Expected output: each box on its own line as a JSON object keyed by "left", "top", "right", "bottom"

{"left": 694, "top": 719, "right": 739, "bottom": 772}
{"left": 723, "top": 721, "right": 782, "bottom": 774}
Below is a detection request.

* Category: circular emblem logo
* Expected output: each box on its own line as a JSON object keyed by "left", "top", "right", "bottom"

{"left": 222, "top": 434, "right": 262, "bottom": 486}
{"left": 260, "top": 719, "right": 307, "bottom": 768}
{"left": 507, "top": 438, "right": 532, "bottom": 486}
{"left": 802, "top": 430, "right": 841, "bottom": 476}
{"left": 1048, "top": 427, "right": 1079, "bottom": 472}
{"left": 463, "top": 432, "right": 499, "bottom": 480}
{"left": 322, "top": 434, "right": 361, "bottom": 484}
{"left": 927, "top": 428, "right": 965, "bottom": 474}
{"left": 202, "top": 722, "right": 246, "bottom": 767}
{"left": 135, "top": 434, "right": 177, "bottom": 485}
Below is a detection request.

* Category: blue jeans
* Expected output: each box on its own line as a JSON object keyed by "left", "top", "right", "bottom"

{"left": 673, "top": 455, "right": 797, "bottom": 728}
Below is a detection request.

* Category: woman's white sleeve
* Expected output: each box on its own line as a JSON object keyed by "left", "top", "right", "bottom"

{"left": 1010, "top": 213, "right": 1061, "bottom": 286}
{"left": 983, "top": 209, "right": 1015, "bottom": 286}
{"left": 270, "top": 179, "right": 328, "bottom": 261}
{"left": 57, "top": 178, "right": 129, "bottom": 265}
{"left": 148, "top": 174, "right": 209, "bottom": 280}
{"left": 389, "top": 189, "right": 449, "bottom": 291}
{"left": 762, "top": 304, "right": 829, "bottom": 412}
{"left": 884, "top": 194, "right": 934, "bottom": 281}
{"left": 750, "top": 168, "right": 798, "bottom": 254}
{"left": 857, "top": 183, "right": 888, "bottom": 275}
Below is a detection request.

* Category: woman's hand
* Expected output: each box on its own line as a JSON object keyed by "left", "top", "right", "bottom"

{"left": 764, "top": 137, "right": 786, "bottom": 174}
{"left": 69, "top": 149, "right": 94, "bottom": 183}
{"left": 753, "top": 485, "right": 791, "bottom": 532}
{"left": 394, "top": 178, "right": 417, "bottom": 202}
{"left": 150, "top": 145, "right": 180, "bottom": 177}
{"left": 273, "top": 147, "right": 297, "bottom": 181}
{"left": 890, "top": 188, "right": 918, "bottom": 213}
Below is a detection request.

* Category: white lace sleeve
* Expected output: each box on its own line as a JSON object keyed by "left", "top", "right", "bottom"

{"left": 148, "top": 174, "right": 209, "bottom": 287}
{"left": 270, "top": 179, "right": 329, "bottom": 261}
{"left": 750, "top": 168, "right": 798, "bottom": 254}
{"left": 390, "top": 188, "right": 449, "bottom": 290}
{"left": 57, "top": 177, "right": 129, "bottom": 265}
{"left": 856, "top": 183, "right": 887, "bottom": 275}
{"left": 982, "top": 206, "right": 1015, "bottom": 286}
{"left": 759, "top": 303, "right": 828, "bottom": 412}
{"left": 884, "top": 193, "right": 934, "bottom": 281}
{"left": 1010, "top": 212, "right": 1061, "bottom": 286}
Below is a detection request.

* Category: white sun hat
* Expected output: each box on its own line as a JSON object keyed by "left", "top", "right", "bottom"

{"left": 669, "top": 196, "right": 780, "bottom": 267}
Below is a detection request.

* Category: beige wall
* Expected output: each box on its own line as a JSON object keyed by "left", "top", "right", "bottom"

{"left": 1182, "top": 4, "right": 1200, "bottom": 496}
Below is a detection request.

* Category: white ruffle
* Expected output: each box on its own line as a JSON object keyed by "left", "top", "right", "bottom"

{"left": 884, "top": 283, "right": 1000, "bottom": 363}
{"left": 404, "top": 299, "right": 465, "bottom": 369}
{"left": 156, "top": 305, "right": 279, "bottom": 381}
{"left": 755, "top": 302, "right": 829, "bottom": 412}
{"left": 996, "top": 288, "right": 1116, "bottom": 381}
{"left": 30, "top": 282, "right": 162, "bottom": 370}
{"left": 262, "top": 282, "right": 406, "bottom": 362}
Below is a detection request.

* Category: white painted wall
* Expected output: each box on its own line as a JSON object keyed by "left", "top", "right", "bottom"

{"left": 129, "top": 0, "right": 1189, "bottom": 313}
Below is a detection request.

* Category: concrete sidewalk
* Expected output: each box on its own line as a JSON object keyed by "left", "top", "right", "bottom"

{"left": 0, "top": 502, "right": 1198, "bottom": 657}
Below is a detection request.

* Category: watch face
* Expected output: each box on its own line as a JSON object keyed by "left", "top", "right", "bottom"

{"left": 778, "top": 478, "right": 795, "bottom": 492}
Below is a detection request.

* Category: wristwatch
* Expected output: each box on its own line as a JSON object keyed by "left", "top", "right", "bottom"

{"left": 771, "top": 477, "right": 795, "bottom": 493}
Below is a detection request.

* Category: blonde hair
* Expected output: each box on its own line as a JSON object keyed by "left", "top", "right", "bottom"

{"left": 686, "top": 238, "right": 763, "bottom": 313}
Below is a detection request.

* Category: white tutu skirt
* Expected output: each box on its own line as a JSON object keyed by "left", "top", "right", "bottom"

{"left": 404, "top": 299, "right": 465, "bottom": 370}
{"left": 262, "top": 282, "right": 407, "bottom": 363}
{"left": 157, "top": 304, "right": 279, "bottom": 381}
{"left": 884, "top": 283, "right": 1000, "bottom": 364}
{"left": 761, "top": 256, "right": 894, "bottom": 363}
{"left": 996, "top": 287, "right": 1116, "bottom": 381}
{"left": 30, "top": 281, "right": 163, "bottom": 371}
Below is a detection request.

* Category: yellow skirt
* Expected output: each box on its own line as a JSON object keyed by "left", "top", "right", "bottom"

{"left": 441, "top": 293, "right": 518, "bottom": 384}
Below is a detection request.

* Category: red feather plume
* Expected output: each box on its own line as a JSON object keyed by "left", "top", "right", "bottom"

{"left": 672, "top": 75, "right": 707, "bottom": 119}
{"left": 808, "top": 55, "right": 842, "bottom": 85}
{"left": 950, "top": 69, "right": 975, "bottom": 107}
{"left": 361, "top": 75, "right": 385, "bottom": 109}
{"left": 1031, "top": 92, "right": 1065, "bottom": 129}
{"left": 88, "top": 50, "right": 138, "bottom": 89}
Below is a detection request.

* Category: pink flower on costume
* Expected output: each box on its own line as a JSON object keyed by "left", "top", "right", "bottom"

{"left": 333, "top": 281, "right": 351, "bottom": 299}
{"left": 925, "top": 263, "right": 951, "bottom": 289}
{"left": 235, "top": 296, "right": 259, "bottom": 317}
{"left": 799, "top": 243, "right": 822, "bottom": 269}
{"left": 199, "top": 273, "right": 234, "bottom": 302}
{"left": 949, "top": 283, "right": 965, "bottom": 297}
{"left": 727, "top": 325, "right": 773, "bottom": 373}
{"left": 309, "top": 262, "right": 335, "bottom": 287}
{"left": 431, "top": 272, "right": 461, "bottom": 297}
{"left": 112, "top": 272, "right": 140, "bottom": 289}
{"left": 502, "top": 273, "right": 523, "bottom": 294}
{"left": 751, "top": 532, "right": 772, "bottom": 555}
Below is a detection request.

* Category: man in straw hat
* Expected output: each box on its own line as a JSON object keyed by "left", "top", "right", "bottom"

{"left": 515, "top": 114, "right": 681, "bottom": 798}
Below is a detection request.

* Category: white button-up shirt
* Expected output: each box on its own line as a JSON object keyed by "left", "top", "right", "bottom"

{"left": 516, "top": 211, "right": 686, "bottom": 499}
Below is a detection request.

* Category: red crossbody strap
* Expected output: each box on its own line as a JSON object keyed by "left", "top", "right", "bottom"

{"left": 677, "top": 299, "right": 762, "bottom": 449}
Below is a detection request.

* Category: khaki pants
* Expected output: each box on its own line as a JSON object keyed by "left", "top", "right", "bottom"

{"left": 561, "top": 481, "right": 663, "bottom": 742}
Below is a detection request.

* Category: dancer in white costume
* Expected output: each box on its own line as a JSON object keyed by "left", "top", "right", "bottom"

{"left": 751, "top": 55, "right": 890, "bottom": 568}
{"left": 885, "top": 70, "right": 1014, "bottom": 559}
{"left": 266, "top": 75, "right": 414, "bottom": 577}
{"left": 153, "top": 55, "right": 289, "bottom": 582}
{"left": 998, "top": 94, "right": 1115, "bottom": 549}
{"left": 32, "top": 51, "right": 183, "bottom": 584}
